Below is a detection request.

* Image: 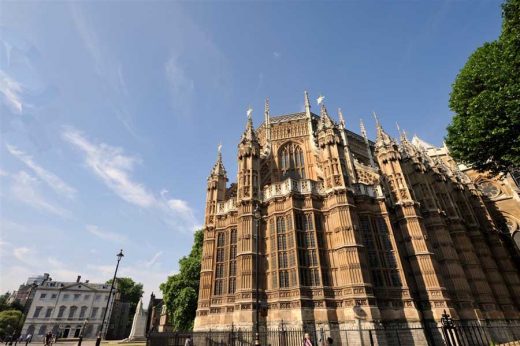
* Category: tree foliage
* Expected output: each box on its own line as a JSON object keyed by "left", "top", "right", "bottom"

{"left": 160, "top": 229, "right": 203, "bottom": 331}
{"left": 107, "top": 277, "right": 144, "bottom": 304}
{"left": 0, "top": 310, "right": 23, "bottom": 339}
{"left": 0, "top": 293, "right": 23, "bottom": 313}
{"left": 446, "top": 0, "right": 520, "bottom": 174}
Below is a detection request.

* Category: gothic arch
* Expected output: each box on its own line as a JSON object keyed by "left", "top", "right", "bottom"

{"left": 278, "top": 142, "right": 305, "bottom": 180}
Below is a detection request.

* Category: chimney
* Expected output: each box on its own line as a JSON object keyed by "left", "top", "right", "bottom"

{"left": 76, "top": 275, "right": 81, "bottom": 283}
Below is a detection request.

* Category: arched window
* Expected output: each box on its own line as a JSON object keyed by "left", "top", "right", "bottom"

{"left": 38, "top": 325, "right": 46, "bottom": 336}
{"left": 68, "top": 306, "right": 78, "bottom": 319}
{"left": 79, "top": 306, "right": 88, "bottom": 319}
{"left": 57, "top": 306, "right": 67, "bottom": 318}
{"left": 279, "top": 143, "right": 305, "bottom": 179}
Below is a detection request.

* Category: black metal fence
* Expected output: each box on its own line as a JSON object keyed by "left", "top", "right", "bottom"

{"left": 148, "top": 320, "right": 520, "bottom": 346}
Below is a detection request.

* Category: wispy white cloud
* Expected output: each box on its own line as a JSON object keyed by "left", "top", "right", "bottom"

{"left": 273, "top": 51, "right": 281, "bottom": 59}
{"left": 62, "top": 128, "right": 155, "bottom": 208}
{"left": 86, "top": 224, "right": 126, "bottom": 243}
{"left": 10, "top": 171, "right": 70, "bottom": 217}
{"left": 69, "top": 3, "right": 103, "bottom": 74}
{"left": 0, "top": 70, "right": 23, "bottom": 114}
{"left": 62, "top": 127, "right": 199, "bottom": 232}
{"left": 165, "top": 56, "right": 195, "bottom": 114}
{"left": 6, "top": 144, "right": 76, "bottom": 199}
{"left": 146, "top": 251, "right": 163, "bottom": 268}
{"left": 13, "top": 246, "right": 30, "bottom": 262}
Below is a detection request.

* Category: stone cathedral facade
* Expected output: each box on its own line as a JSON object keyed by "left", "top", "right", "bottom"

{"left": 194, "top": 93, "right": 520, "bottom": 340}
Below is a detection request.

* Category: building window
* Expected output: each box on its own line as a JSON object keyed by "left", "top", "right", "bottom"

{"left": 479, "top": 181, "right": 501, "bottom": 198}
{"left": 33, "top": 306, "right": 43, "bottom": 318}
{"left": 74, "top": 294, "right": 81, "bottom": 301}
{"left": 84, "top": 295, "right": 90, "bottom": 300}
{"left": 274, "top": 215, "right": 296, "bottom": 287}
{"left": 63, "top": 294, "right": 70, "bottom": 300}
{"left": 38, "top": 325, "right": 46, "bottom": 336}
{"left": 51, "top": 294, "right": 57, "bottom": 299}
{"left": 40, "top": 293, "right": 46, "bottom": 300}
{"left": 90, "top": 307, "right": 98, "bottom": 319}
{"left": 95, "top": 295, "right": 101, "bottom": 301}
{"left": 57, "top": 306, "right": 66, "bottom": 318}
{"left": 359, "top": 215, "right": 402, "bottom": 288}
{"left": 45, "top": 308, "right": 53, "bottom": 318}
{"left": 279, "top": 143, "right": 305, "bottom": 180}
{"left": 214, "top": 232, "right": 226, "bottom": 296}
{"left": 279, "top": 271, "right": 290, "bottom": 288}
{"left": 228, "top": 228, "right": 237, "bottom": 294}
{"left": 79, "top": 306, "right": 88, "bottom": 319}
{"left": 68, "top": 306, "right": 78, "bottom": 319}
{"left": 296, "top": 212, "right": 321, "bottom": 287}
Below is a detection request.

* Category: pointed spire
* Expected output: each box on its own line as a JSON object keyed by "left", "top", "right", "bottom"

{"left": 319, "top": 102, "right": 334, "bottom": 129}
{"left": 373, "top": 111, "right": 383, "bottom": 137}
{"left": 210, "top": 143, "right": 227, "bottom": 177}
{"left": 396, "top": 122, "right": 409, "bottom": 142}
{"left": 338, "top": 108, "right": 345, "bottom": 129}
{"left": 264, "top": 98, "right": 272, "bottom": 151}
{"left": 360, "top": 119, "right": 368, "bottom": 140}
{"left": 241, "top": 106, "right": 258, "bottom": 144}
{"left": 304, "top": 91, "right": 311, "bottom": 117}
{"left": 264, "top": 98, "right": 270, "bottom": 126}
{"left": 359, "top": 119, "right": 375, "bottom": 167}
{"left": 373, "top": 112, "right": 395, "bottom": 146}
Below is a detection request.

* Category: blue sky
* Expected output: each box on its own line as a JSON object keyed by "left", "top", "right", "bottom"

{"left": 0, "top": 1, "right": 503, "bottom": 300}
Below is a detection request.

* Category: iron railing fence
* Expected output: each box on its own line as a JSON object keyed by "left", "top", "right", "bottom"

{"left": 147, "top": 320, "right": 520, "bottom": 346}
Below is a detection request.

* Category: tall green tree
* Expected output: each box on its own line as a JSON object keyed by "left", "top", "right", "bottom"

{"left": 0, "top": 293, "right": 24, "bottom": 313}
{"left": 160, "top": 229, "right": 203, "bottom": 331}
{"left": 0, "top": 310, "right": 23, "bottom": 339}
{"left": 446, "top": 0, "right": 520, "bottom": 174}
{"left": 106, "top": 277, "right": 144, "bottom": 307}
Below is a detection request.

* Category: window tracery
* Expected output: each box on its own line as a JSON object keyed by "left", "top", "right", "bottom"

{"left": 279, "top": 143, "right": 305, "bottom": 179}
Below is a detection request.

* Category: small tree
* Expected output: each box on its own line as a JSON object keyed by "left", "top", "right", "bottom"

{"left": 446, "top": 0, "right": 520, "bottom": 174}
{"left": 160, "top": 229, "right": 203, "bottom": 331}
{"left": 0, "top": 310, "right": 23, "bottom": 339}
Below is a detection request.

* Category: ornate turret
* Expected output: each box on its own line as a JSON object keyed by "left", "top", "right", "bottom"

{"left": 237, "top": 107, "right": 260, "bottom": 200}
{"left": 210, "top": 144, "right": 227, "bottom": 178}
{"left": 205, "top": 145, "right": 228, "bottom": 225}
{"left": 374, "top": 112, "right": 396, "bottom": 149}
{"left": 317, "top": 99, "right": 334, "bottom": 131}
{"left": 316, "top": 97, "right": 348, "bottom": 189}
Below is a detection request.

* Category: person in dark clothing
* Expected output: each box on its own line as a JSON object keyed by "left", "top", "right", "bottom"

{"left": 44, "top": 332, "right": 52, "bottom": 346}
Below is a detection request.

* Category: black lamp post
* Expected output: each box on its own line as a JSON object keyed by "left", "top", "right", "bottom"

{"left": 253, "top": 205, "right": 261, "bottom": 346}
{"left": 95, "top": 249, "right": 124, "bottom": 346}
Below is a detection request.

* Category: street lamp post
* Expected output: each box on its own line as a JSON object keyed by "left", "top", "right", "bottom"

{"left": 95, "top": 249, "right": 124, "bottom": 346}
{"left": 78, "top": 319, "right": 89, "bottom": 346}
{"left": 253, "top": 205, "right": 261, "bottom": 346}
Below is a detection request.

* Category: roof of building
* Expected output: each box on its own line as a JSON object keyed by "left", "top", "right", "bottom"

{"left": 263, "top": 112, "right": 319, "bottom": 125}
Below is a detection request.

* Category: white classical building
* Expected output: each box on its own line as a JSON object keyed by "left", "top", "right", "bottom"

{"left": 21, "top": 276, "right": 116, "bottom": 340}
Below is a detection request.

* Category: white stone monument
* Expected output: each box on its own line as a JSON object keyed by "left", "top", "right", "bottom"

{"left": 125, "top": 298, "right": 147, "bottom": 341}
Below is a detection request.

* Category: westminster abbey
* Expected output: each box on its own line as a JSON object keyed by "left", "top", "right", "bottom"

{"left": 194, "top": 92, "right": 520, "bottom": 343}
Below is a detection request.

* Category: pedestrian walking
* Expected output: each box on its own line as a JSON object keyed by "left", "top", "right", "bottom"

{"left": 303, "top": 333, "right": 313, "bottom": 346}
{"left": 184, "top": 335, "right": 193, "bottom": 346}
{"left": 44, "top": 332, "right": 52, "bottom": 346}
{"left": 24, "top": 334, "right": 32, "bottom": 346}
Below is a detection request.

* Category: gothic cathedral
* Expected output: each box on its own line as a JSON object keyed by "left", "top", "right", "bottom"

{"left": 194, "top": 92, "right": 520, "bottom": 339}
